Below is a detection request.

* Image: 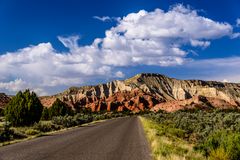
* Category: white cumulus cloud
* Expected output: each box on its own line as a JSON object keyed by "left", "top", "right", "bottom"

{"left": 99, "top": 5, "right": 232, "bottom": 66}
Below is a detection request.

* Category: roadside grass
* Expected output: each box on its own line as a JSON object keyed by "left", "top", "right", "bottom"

{"left": 139, "top": 116, "right": 205, "bottom": 160}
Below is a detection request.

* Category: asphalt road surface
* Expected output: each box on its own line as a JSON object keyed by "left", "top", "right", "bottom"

{"left": 0, "top": 116, "right": 151, "bottom": 160}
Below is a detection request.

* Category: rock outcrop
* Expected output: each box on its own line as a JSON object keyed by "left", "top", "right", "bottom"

{"left": 0, "top": 93, "right": 11, "bottom": 108}
{"left": 40, "top": 73, "right": 240, "bottom": 112}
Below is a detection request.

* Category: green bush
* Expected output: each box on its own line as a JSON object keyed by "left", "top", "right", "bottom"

{"left": 4, "top": 90, "right": 43, "bottom": 126}
{"left": 48, "top": 98, "right": 73, "bottom": 119}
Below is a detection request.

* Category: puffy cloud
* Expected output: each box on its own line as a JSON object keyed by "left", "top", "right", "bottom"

{"left": 0, "top": 41, "right": 118, "bottom": 95}
{"left": 99, "top": 5, "right": 232, "bottom": 66}
{"left": 0, "top": 4, "right": 238, "bottom": 95}
{"left": 115, "top": 71, "right": 125, "bottom": 78}
{"left": 112, "top": 8, "right": 231, "bottom": 40}
{"left": 0, "top": 79, "right": 27, "bottom": 92}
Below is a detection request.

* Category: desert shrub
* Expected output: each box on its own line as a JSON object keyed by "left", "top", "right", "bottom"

{"left": 208, "top": 148, "right": 229, "bottom": 160}
{"left": 52, "top": 116, "right": 75, "bottom": 128}
{"left": 74, "top": 113, "right": 93, "bottom": 124}
{"left": 4, "top": 90, "right": 43, "bottom": 126}
{"left": 91, "top": 112, "right": 127, "bottom": 121}
{"left": 196, "top": 131, "right": 240, "bottom": 160}
{"left": 25, "top": 129, "right": 40, "bottom": 135}
{"left": 92, "top": 114, "right": 107, "bottom": 121}
{"left": 49, "top": 111, "right": 128, "bottom": 129}
{"left": 92, "top": 114, "right": 101, "bottom": 121}
{"left": 0, "top": 122, "right": 13, "bottom": 142}
{"left": 52, "top": 114, "right": 93, "bottom": 127}
{"left": 0, "top": 121, "right": 26, "bottom": 142}
{"left": 48, "top": 98, "right": 73, "bottom": 119}
{"left": 144, "top": 109, "right": 240, "bottom": 159}
{"left": 33, "top": 122, "right": 60, "bottom": 132}
{"left": 167, "top": 127, "right": 186, "bottom": 138}
{"left": 144, "top": 109, "right": 240, "bottom": 143}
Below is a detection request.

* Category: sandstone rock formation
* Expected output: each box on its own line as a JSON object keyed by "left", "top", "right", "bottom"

{"left": 39, "top": 96, "right": 57, "bottom": 108}
{"left": 40, "top": 73, "right": 240, "bottom": 112}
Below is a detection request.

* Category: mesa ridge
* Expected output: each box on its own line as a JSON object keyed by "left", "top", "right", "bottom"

{"left": 39, "top": 73, "right": 240, "bottom": 112}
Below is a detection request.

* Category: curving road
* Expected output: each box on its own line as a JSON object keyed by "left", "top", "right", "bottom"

{"left": 0, "top": 116, "right": 151, "bottom": 160}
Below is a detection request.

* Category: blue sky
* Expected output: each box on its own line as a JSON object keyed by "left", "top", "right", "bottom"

{"left": 0, "top": 0, "right": 240, "bottom": 95}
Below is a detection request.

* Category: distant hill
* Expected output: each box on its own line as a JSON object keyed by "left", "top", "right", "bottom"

{"left": 0, "top": 93, "right": 11, "bottom": 108}
{"left": 40, "top": 73, "right": 240, "bottom": 112}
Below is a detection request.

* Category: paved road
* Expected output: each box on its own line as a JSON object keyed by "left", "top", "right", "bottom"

{"left": 0, "top": 117, "right": 151, "bottom": 160}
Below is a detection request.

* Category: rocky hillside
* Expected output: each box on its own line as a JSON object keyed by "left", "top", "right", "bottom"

{"left": 40, "top": 73, "right": 240, "bottom": 112}
{"left": 0, "top": 93, "right": 11, "bottom": 108}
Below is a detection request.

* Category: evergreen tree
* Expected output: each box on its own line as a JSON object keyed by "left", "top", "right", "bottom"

{"left": 4, "top": 89, "right": 43, "bottom": 126}
{"left": 41, "top": 107, "right": 50, "bottom": 120}
{"left": 49, "top": 98, "right": 73, "bottom": 118}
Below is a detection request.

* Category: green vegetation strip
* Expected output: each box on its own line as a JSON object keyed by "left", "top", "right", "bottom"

{"left": 141, "top": 109, "right": 240, "bottom": 160}
{"left": 0, "top": 118, "right": 106, "bottom": 147}
{"left": 140, "top": 116, "right": 204, "bottom": 160}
